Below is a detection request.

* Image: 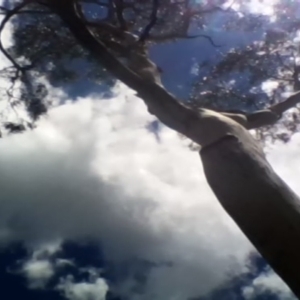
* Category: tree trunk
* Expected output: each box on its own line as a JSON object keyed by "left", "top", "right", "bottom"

{"left": 47, "top": 1, "right": 300, "bottom": 294}
{"left": 200, "top": 134, "right": 300, "bottom": 298}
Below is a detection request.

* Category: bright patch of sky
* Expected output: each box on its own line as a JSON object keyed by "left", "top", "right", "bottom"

{"left": 229, "top": 0, "right": 280, "bottom": 22}
{"left": 244, "top": 0, "right": 279, "bottom": 16}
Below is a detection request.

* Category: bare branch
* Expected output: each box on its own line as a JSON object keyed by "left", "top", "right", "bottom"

{"left": 0, "top": 5, "right": 51, "bottom": 14}
{"left": 80, "top": 0, "right": 109, "bottom": 6}
{"left": 217, "top": 91, "right": 300, "bottom": 130}
{"left": 0, "top": 0, "right": 35, "bottom": 71}
{"left": 149, "top": 32, "right": 221, "bottom": 47}
{"left": 105, "top": 0, "right": 115, "bottom": 22}
{"left": 269, "top": 90, "right": 300, "bottom": 115}
{"left": 139, "top": 0, "right": 159, "bottom": 43}
{"left": 113, "top": 0, "right": 127, "bottom": 29}
{"left": 49, "top": 0, "right": 206, "bottom": 141}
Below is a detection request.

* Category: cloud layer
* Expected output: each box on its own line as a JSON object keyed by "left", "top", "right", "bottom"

{"left": 0, "top": 84, "right": 296, "bottom": 299}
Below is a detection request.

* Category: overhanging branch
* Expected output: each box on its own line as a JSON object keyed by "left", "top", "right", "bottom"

{"left": 48, "top": 0, "right": 196, "bottom": 137}
{"left": 0, "top": 0, "right": 35, "bottom": 71}
{"left": 139, "top": 0, "right": 159, "bottom": 43}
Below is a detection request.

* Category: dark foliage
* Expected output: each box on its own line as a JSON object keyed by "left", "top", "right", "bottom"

{"left": 0, "top": 0, "right": 299, "bottom": 143}
{"left": 190, "top": 1, "right": 300, "bottom": 142}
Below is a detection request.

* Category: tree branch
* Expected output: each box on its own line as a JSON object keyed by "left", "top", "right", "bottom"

{"left": 0, "top": 5, "right": 51, "bottom": 14}
{"left": 148, "top": 31, "right": 221, "bottom": 47}
{"left": 48, "top": 0, "right": 243, "bottom": 148}
{"left": 269, "top": 90, "right": 300, "bottom": 115}
{"left": 0, "top": 0, "right": 35, "bottom": 71}
{"left": 49, "top": 0, "right": 191, "bottom": 129}
{"left": 218, "top": 91, "right": 300, "bottom": 130}
{"left": 139, "top": 0, "right": 159, "bottom": 43}
{"left": 113, "top": 0, "right": 127, "bottom": 29}
{"left": 80, "top": 0, "right": 109, "bottom": 6}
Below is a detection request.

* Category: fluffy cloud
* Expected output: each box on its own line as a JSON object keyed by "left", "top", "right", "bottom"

{"left": 22, "top": 259, "right": 55, "bottom": 289}
{"left": 19, "top": 240, "right": 66, "bottom": 288}
{"left": 242, "top": 270, "right": 293, "bottom": 299}
{"left": 0, "top": 82, "right": 297, "bottom": 299}
{"left": 57, "top": 275, "right": 108, "bottom": 300}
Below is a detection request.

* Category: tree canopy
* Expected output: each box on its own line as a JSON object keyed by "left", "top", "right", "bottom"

{"left": 0, "top": 0, "right": 299, "bottom": 141}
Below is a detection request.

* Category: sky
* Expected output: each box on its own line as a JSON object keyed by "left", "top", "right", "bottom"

{"left": 0, "top": 0, "right": 299, "bottom": 300}
{"left": 0, "top": 84, "right": 297, "bottom": 300}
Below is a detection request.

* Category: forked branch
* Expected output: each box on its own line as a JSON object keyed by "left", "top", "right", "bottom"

{"left": 219, "top": 91, "right": 300, "bottom": 130}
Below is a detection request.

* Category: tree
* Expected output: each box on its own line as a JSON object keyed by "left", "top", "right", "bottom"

{"left": 190, "top": 0, "right": 300, "bottom": 143}
{"left": 1, "top": 0, "right": 300, "bottom": 297}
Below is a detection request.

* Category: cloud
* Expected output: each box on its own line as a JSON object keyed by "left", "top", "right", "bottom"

{"left": 0, "top": 83, "right": 296, "bottom": 299}
{"left": 242, "top": 270, "right": 294, "bottom": 299}
{"left": 20, "top": 240, "right": 67, "bottom": 289}
{"left": 0, "top": 85, "right": 251, "bottom": 298}
{"left": 57, "top": 275, "right": 108, "bottom": 300}
{"left": 22, "top": 259, "right": 55, "bottom": 289}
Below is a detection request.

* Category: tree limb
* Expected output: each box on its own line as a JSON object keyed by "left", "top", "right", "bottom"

{"left": 139, "top": 0, "right": 159, "bottom": 43}
{"left": 80, "top": 0, "right": 109, "bottom": 6}
{"left": 148, "top": 31, "right": 221, "bottom": 47}
{"left": 113, "top": 0, "right": 127, "bottom": 29}
{"left": 48, "top": 0, "right": 253, "bottom": 149}
{"left": 0, "top": 0, "right": 35, "bottom": 71}
{"left": 218, "top": 91, "right": 300, "bottom": 130}
{"left": 269, "top": 90, "right": 300, "bottom": 115}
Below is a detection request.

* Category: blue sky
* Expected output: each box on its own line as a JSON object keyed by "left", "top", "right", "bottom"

{"left": 0, "top": 0, "right": 298, "bottom": 299}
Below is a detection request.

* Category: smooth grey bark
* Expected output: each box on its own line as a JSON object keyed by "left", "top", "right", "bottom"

{"left": 201, "top": 134, "right": 300, "bottom": 297}
{"left": 202, "top": 91, "right": 300, "bottom": 129}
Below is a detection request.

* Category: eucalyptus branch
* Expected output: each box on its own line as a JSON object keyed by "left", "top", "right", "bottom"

{"left": 149, "top": 32, "right": 221, "bottom": 47}
{"left": 139, "top": 0, "right": 159, "bottom": 43}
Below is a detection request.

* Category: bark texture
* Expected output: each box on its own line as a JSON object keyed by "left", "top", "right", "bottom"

{"left": 201, "top": 134, "right": 300, "bottom": 298}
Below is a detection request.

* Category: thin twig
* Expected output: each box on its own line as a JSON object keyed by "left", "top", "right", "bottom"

{"left": 0, "top": 0, "right": 34, "bottom": 71}
{"left": 139, "top": 0, "right": 159, "bottom": 43}
{"left": 113, "top": 0, "right": 127, "bottom": 29}
{"left": 149, "top": 32, "right": 221, "bottom": 47}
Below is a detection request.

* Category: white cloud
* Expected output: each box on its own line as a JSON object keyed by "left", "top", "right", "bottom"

{"left": 22, "top": 259, "right": 54, "bottom": 289}
{"left": 0, "top": 83, "right": 296, "bottom": 299}
{"left": 232, "top": 0, "right": 279, "bottom": 17}
{"left": 20, "top": 240, "right": 64, "bottom": 288}
{"left": 242, "top": 270, "right": 294, "bottom": 299}
{"left": 57, "top": 275, "right": 108, "bottom": 300}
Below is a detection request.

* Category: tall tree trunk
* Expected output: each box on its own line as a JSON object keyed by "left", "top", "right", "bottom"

{"left": 201, "top": 134, "right": 300, "bottom": 298}
{"left": 46, "top": 1, "right": 300, "bottom": 295}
